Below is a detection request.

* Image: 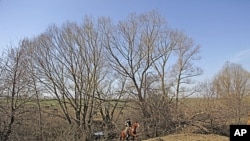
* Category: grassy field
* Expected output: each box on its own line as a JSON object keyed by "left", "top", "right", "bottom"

{"left": 142, "top": 133, "right": 229, "bottom": 141}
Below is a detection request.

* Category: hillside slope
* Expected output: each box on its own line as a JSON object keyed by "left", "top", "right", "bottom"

{"left": 142, "top": 133, "right": 229, "bottom": 141}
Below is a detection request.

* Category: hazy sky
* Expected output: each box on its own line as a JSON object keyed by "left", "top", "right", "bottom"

{"left": 0, "top": 0, "right": 249, "bottom": 81}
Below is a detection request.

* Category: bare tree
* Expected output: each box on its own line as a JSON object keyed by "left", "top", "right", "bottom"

{"left": 20, "top": 39, "right": 44, "bottom": 140}
{"left": 0, "top": 46, "right": 34, "bottom": 141}
{"left": 101, "top": 11, "right": 179, "bottom": 136}
{"left": 213, "top": 62, "right": 250, "bottom": 124}
{"left": 191, "top": 80, "right": 229, "bottom": 135}
{"left": 0, "top": 11, "right": 206, "bottom": 140}
{"left": 169, "top": 31, "right": 202, "bottom": 128}
{"left": 191, "top": 64, "right": 250, "bottom": 136}
{"left": 29, "top": 18, "right": 107, "bottom": 140}
{"left": 95, "top": 74, "right": 129, "bottom": 139}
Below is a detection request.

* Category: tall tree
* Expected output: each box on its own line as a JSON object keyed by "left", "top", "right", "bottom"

{"left": 101, "top": 11, "right": 180, "bottom": 135}
{"left": 169, "top": 31, "right": 202, "bottom": 125}
{"left": 0, "top": 46, "right": 33, "bottom": 141}
{"left": 30, "top": 18, "right": 107, "bottom": 140}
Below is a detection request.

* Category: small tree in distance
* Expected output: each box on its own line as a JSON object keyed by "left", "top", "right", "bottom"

{"left": 213, "top": 62, "right": 250, "bottom": 124}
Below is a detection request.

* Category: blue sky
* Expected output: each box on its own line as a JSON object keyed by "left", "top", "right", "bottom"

{"left": 0, "top": 0, "right": 249, "bottom": 81}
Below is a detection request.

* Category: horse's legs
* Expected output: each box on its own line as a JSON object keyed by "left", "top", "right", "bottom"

{"left": 125, "top": 130, "right": 129, "bottom": 140}
{"left": 119, "top": 134, "right": 122, "bottom": 141}
{"left": 120, "top": 131, "right": 125, "bottom": 141}
{"left": 125, "top": 135, "right": 129, "bottom": 140}
{"left": 130, "top": 130, "right": 136, "bottom": 141}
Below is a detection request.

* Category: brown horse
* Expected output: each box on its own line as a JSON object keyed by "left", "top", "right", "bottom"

{"left": 120, "top": 121, "right": 139, "bottom": 141}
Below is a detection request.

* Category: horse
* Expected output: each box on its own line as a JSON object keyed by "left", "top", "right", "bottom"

{"left": 120, "top": 121, "right": 139, "bottom": 141}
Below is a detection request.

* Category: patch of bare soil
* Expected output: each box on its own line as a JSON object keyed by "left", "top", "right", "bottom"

{"left": 142, "top": 133, "right": 229, "bottom": 141}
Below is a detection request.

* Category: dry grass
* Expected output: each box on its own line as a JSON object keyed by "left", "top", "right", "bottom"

{"left": 2, "top": 97, "right": 249, "bottom": 140}
{"left": 142, "top": 133, "right": 229, "bottom": 141}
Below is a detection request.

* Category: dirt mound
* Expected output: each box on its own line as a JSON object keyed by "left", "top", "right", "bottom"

{"left": 142, "top": 133, "right": 229, "bottom": 141}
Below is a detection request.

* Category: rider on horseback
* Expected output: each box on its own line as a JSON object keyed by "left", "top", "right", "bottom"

{"left": 125, "top": 117, "right": 132, "bottom": 138}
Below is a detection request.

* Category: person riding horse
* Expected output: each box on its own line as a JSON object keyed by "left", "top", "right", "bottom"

{"left": 120, "top": 120, "right": 139, "bottom": 141}
{"left": 124, "top": 118, "right": 132, "bottom": 138}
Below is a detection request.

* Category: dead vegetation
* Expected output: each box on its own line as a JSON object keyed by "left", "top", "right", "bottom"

{"left": 142, "top": 133, "right": 229, "bottom": 141}
{"left": 1, "top": 96, "right": 250, "bottom": 140}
